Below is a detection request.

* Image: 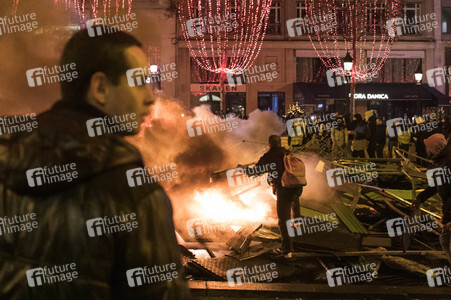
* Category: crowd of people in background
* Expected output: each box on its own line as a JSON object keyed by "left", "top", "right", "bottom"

{"left": 285, "top": 110, "right": 451, "bottom": 164}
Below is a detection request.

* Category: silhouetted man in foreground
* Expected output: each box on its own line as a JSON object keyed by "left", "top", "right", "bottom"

{"left": 0, "top": 28, "right": 188, "bottom": 299}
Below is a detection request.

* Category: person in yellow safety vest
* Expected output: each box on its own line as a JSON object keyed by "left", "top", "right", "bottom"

{"left": 331, "top": 117, "right": 348, "bottom": 158}
{"left": 289, "top": 119, "right": 305, "bottom": 148}
{"left": 398, "top": 125, "right": 412, "bottom": 154}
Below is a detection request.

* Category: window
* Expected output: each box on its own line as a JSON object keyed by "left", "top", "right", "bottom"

{"left": 296, "top": 57, "right": 329, "bottom": 83}
{"left": 402, "top": 2, "right": 421, "bottom": 35}
{"left": 190, "top": 58, "right": 222, "bottom": 83}
{"left": 367, "top": 2, "right": 386, "bottom": 35}
{"left": 404, "top": 3, "right": 421, "bottom": 22}
{"left": 297, "top": 1, "right": 306, "bottom": 19}
{"left": 443, "top": 8, "right": 451, "bottom": 33}
{"left": 372, "top": 58, "right": 421, "bottom": 83}
{"left": 258, "top": 92, "right": 285, "bottom": 116}
{"left": 267, "top": 2, "right": 281, "bottom": 34}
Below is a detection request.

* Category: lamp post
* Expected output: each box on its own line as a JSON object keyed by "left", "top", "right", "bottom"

{"left": 344, "top": 52, "right": 354, "bottom": 115}
{"left": 415, "top": 65, "right": 423, "bottom": 115}
{"left": 149, "top": 64, "right": 161, "bottom": 91}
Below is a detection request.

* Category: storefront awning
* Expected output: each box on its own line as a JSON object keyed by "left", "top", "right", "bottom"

{"left": 293, "top": 83, "right": 450, "bottom": 106}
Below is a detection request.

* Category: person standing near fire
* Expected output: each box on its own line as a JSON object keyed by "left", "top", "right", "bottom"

{"left": 413, "top": 134, "right": 451, "bottom": 265}
{"left": 240, "top": 135, "right": 304, "bottom": 258}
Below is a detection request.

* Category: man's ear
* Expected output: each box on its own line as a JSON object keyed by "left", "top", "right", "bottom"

{"left": 86, "top": 72, "right": 109, "bottom": 106}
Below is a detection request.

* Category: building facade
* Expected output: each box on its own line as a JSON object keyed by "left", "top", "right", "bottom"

{"left": 148, "top": 0, "right": 450, "bottom": 118}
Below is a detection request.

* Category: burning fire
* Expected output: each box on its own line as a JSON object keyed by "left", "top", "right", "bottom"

{"left": 193, "top": 187, "right": 272, "bottom": 223}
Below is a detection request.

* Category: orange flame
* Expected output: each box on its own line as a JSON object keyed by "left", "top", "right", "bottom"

{"left": 193, "top": 188, "right": 272, "bottom": 223}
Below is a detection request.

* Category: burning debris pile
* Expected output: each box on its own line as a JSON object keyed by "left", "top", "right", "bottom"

{"left": 130, "top": 99, "right": 450, "bottom": 297}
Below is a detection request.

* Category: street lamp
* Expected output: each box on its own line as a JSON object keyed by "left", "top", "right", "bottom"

{"left": 148, "top": 64, "right": 161, "bottom": 90}
{"left": 415, "top": 65, "right": 423, "bottom": 84}
{"left": 343, "top": 52, "right": 353, "bottom": 114}
{"left": 150, "top": 65, "right": 159, "bottom": 74}
{"left": 344, "top": 52, "right": 353, "bottom": 72}
{"left": 415, "top": 64, "right": 423, "bottom": 115}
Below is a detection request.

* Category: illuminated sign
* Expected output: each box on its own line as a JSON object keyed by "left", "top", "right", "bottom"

{"left": 350, "top": 93, "right": 389, "bottom": 100}
{"left": 190, "top": 84, "right": 246, "bottom": 93}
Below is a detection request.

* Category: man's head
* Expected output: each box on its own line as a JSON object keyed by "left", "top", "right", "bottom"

{"left": 268, "top": 135, "right": 281, "bottom": 149}
{"left": 60, "top": 27, "right": 154, "bottom": 134}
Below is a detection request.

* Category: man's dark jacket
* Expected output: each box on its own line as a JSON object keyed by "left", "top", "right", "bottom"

{"left": 418, "top": 142, "right": 451, "bottom": 224}
{"left": 0, "top": 100, "right": 188, "bottom": 299}
{"left": 374, "top": 124, "right": 386, "bottom": 146}
{"left": 245, "top": 146, "right": 286, "bottom": 187}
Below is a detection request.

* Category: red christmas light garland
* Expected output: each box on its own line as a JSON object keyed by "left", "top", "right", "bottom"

{"left": 178, "top": 0, "right": 273, "bottom": 75}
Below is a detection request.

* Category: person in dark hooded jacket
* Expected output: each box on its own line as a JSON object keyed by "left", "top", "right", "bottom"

{"left": 0, "top": 28, "right": 188, "bottom": 299}
{"left": 414, "top": 134, "right": 451, "bottom": 265}
{"left": 241, "top": 135, "right": 302, "bottom": 258}
{"left": 351, "top": 114, "right": 368, "bottom": 158}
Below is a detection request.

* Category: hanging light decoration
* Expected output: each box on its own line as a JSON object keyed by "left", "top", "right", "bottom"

{"left": 11, "top": 0, "right": 133, "bottom": 20}
{"left": 178, "top": 0, "right": 273, "bottom": 75}
{"left": 304, "top": 0, "right": 402, "bottom": 80}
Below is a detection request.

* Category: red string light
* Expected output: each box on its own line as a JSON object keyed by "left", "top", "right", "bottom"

{"left": 12, "top": 0, "right": 133, "bottom": 20}
{"left": 305, "top": 0, "right": 401, "bottom": 80}
{"left": 178, "top": 0, "right": 273, "bottom": 75}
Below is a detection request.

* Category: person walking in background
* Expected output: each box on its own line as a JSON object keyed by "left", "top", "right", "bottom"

{"left": 345, "top": 113, "right": 354, "bottom": 156}
{"left": 374, "top": 117, "right": 386, "bottom": 158}
{"left": 398, "top": 121, "right": 412, "bottom": 154}
{"left": 288, "top": 118, "right": 305, "bottom": 148}
{"left": 366, "top": 111, "right": 377, "bottom": 158}
{"left": 331, "top": 116, "right": 348, "bottom": 158}
{"left": 351, "top": 114, "right": 368, "bottom": 158}
{"left": 413, "top": 117, "right": 429, "bottom": 165}
{"left": 387, "top": 120, "right": 399, "bottom": 158}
